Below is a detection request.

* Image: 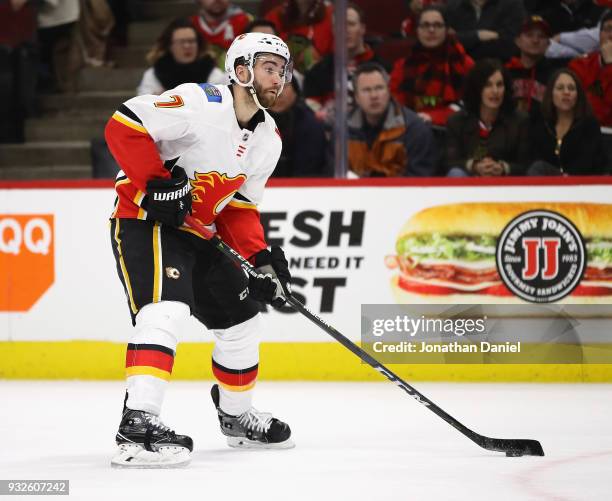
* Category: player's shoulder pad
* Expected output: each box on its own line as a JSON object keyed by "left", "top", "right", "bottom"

{"left": 198, "top": 83, "right": 224, "bottom": 103}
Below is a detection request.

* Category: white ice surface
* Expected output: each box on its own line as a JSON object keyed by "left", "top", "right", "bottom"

{"left": 0, "top": 381, "right": 611, "bottom": 501}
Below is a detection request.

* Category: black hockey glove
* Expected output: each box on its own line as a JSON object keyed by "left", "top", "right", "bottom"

{"left": 144, "top": 166, "right": 192, "bottom": 227}
{"left": 248, "top": 246, "right": 292, "bottom": 307}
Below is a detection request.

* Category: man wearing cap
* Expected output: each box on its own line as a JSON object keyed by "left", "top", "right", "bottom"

{"left": 506, "top": 15, "right": 566, "bottom": 120}
{"left": 569, "top": 9, "right": 612, "bottom": 126}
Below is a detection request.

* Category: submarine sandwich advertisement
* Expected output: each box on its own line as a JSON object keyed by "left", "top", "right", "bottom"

{"left": 386, "top": 203, "right": 612, "bottom": 305}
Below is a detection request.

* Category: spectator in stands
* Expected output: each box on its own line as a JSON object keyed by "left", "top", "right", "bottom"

{"left": 37, "top": 0, "right": 82, "bottom": 93}
{"left": 400, "top": 0, "right": 448, "bottom": 39}
{"left": 245, "top": 17, "right": 309, "bottom": 90}
{"left": 527, "top": 68, "right": 608, "bottom": 175}
{"left": 80, "top": 0, "right": 115, "bottom": 68}
{"left": 506, "top": 15, "right": 564, "bottom": 121}
{"left": 0, "top": 0, "right": 38, "bottom": 143}
{"left": 390, "top": 6, "right": 474, "bottom": 127}
{"left": 303, "top": 3, "right": 388, "bottom": 124}
{"left": 524, "top": 0, "right": 547, "bottom": 13}
{"left": 190, "top": 0, "right": 252, "bottom": 68}
{"left": 106, "top": 0, "right": 132, "bottom": 48}
{"left": 445, "top": 0, "right": 526, "bottom": 61}
{"left": 446, "top": 59, "right": 530, "bottom": 176}
{"left": 568, "top": 9, "right": 612, "bottom": 126}
{"left": 536, "top": 0, "right": 604, "bottom": 35}
{"left": 268, "top": 79, "right": 331, "bottom": 176}
{"left": 264, "top": 0, "right": 334, "bottom": 73}
{"left": 546, "top": 3, "right": 612, "bottom": 58}
{"left": 547, "top": 23, "right": 599, "bottom": 59}
{"left": 245, "top": 18, "right": 278, "bottom": 35}
{"left": 137, "top": 18, "right": 227, "bottom": 96}
{"left": 348, "top": 62, "right": 437, "bottom": 177}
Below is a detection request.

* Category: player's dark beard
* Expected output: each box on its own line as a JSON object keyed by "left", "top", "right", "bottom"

{"left": 253, "top": 80, "right": 278, "bottom": 108}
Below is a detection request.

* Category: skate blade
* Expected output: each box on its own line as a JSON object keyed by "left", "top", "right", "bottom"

{"left": 111, "top": 443, "right": 191, "bottom": 469}
{"left": 227, "top": 436, "right": 295, "bottom": 450}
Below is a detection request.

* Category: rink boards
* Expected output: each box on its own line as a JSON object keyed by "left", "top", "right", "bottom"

{"left": 1, "top": 178, "right": 612, "bottom": 381}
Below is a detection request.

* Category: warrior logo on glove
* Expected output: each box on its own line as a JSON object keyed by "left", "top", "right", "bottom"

{"left": 144, "top": 166, "right": 193, "bottom": 227}
{"left": 152, "top": 184, "right": 191, "bottom": 202}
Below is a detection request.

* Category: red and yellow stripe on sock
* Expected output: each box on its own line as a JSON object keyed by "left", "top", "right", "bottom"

{"left": 212, "top": 359, "right": 258, "bottom": 392}
{"left": 125, "top": 343, "right": 174, "bottom": 381}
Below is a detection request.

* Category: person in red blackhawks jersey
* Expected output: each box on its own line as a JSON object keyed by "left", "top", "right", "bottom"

{"left": 505, "top": 16, "right": 565, "bottom": 123}
{"left": 190, "top": 0, "right": 253, "bottom": 68}
{"left": 568, "top": 9, "right": 612, "bottom": 127}
{"left": 104, "top": 32, "right": 295, "bottom": 468}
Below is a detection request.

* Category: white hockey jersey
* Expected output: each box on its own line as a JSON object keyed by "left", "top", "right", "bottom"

{"left": 105, "top": 83, "right": 282, "bottom": 256}
{"left": 105, "top": 83, "right": 282, "bottom": 257}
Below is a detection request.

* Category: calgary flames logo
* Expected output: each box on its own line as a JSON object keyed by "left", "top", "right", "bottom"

{"left": 190, "top": 171, "right": 247, "bottom": 225}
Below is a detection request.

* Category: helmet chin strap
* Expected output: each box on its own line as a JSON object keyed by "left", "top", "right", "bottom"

{"left": 249, "top": 86, "right": 268, "bottom": 111}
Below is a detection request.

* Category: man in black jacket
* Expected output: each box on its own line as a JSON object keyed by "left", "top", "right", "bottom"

{"left": 446, "top": 0, "right": 526, "bottom": 61}
{"left": 269, "top": 79, "right": 332, "bottom": 177}
{"left": 505, "top": 16, "right": 567, "bottom": 121}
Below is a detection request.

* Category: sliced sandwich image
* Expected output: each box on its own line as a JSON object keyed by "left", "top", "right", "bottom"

{"left": 385, "top": 202, "right": 612, "bottom": 304}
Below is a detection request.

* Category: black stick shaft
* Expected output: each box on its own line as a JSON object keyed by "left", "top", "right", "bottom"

{"left": 186, "top": 218, "right": 474, "bottom": 434}
{"left": 285, "top": 296, "right": 474, "bottom": 437}
{"left": 184, "top": 215, "right": 544, "bottom": 456}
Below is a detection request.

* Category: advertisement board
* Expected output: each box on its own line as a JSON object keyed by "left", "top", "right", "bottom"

{"left": 1, "top": 178, "right": 611, "bottom": 380}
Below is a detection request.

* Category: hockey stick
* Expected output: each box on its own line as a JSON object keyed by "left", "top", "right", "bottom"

{"left": 184, "top": 214, "right": 544, "bottom": 457}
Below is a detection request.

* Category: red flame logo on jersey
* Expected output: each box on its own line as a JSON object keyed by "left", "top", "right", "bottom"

{"left": 190, "top": 171, "right": 247, "bottom": 225}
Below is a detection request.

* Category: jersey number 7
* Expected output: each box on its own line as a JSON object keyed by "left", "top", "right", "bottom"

{"left": 154, "top": 95, "right": 184, "bottom": 108}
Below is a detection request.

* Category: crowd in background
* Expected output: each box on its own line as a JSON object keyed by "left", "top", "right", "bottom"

{"left": 1, "top": 0, "right": 131, "bottom": 142}
{"left": 2, "top": 0, "right": 611, "bottom": 178}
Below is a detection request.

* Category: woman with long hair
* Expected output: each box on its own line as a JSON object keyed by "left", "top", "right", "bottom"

{"left": 527, "top": 68, "right": 608, "bottom": 175}
{"left": 446, "top": 58, "right": 530, "bottom": 176}
{"left": 137, "top": 18, "right": 227, "bottom": 96}
{"left": 390, "top": 6, "right": 474, "bottom": 126}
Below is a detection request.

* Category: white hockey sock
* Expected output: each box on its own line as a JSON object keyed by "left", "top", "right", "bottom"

{"left": 124, "top": 301, "right": 189, "bottom": 415}
{"left": 218, "top": 386, "right": 255, "bottom": 417}
{"left": 212, "top": 313, "right": 262, "bottom": 416}
{"left": 126, "top": 376, "right": 168, "bottom": 415}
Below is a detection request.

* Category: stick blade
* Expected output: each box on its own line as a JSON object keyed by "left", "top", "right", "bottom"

{"left": 479, "top": 437, "right": 545, "bottom": 457}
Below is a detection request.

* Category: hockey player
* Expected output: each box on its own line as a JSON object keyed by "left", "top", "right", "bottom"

{"left": 104, "top": 32, "right": 295, "bottom": 468}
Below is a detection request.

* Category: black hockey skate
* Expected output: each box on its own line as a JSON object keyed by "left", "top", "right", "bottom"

{"left": 111, "top": 408, "right": 193, "bottom": 468}
{"left": 211, "top": 384, "right": 294, "bottom": 449}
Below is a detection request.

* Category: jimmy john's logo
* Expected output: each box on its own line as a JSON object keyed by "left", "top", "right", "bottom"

{"left": 496, "top": 210, "right": 586, "bottom": 303}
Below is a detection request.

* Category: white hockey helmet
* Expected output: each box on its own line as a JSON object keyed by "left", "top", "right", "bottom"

{"left": 225, "top": 32, "right": 293, "bottom": 89}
